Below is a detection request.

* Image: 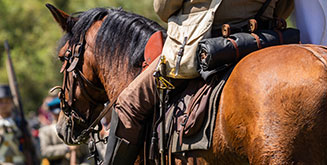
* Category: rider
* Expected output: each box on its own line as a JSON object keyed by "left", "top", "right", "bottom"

{"left": 104, "top": 0, "right": 294, "bottom": 164}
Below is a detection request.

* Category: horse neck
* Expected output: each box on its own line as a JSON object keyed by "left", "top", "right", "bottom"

{"left": 84, "top": 9, "right": 165, "bottom": 100}
{"left": 83, "top": 18, "right": 141, "bottom": 100}
{"left": 97, "top": 55, "right": 141, "bottom": 100}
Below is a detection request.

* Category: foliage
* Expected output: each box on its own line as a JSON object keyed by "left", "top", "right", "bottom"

{"left": 0, "top": 0, "right": 164, "bottom": 113}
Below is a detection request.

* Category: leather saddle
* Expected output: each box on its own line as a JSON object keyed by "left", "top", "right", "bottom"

{"left": 144, "top": 31, "right": 226, "bottom": 153}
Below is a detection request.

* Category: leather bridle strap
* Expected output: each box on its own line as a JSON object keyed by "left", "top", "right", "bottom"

{"left": 77, "top": 70, "right": 105, "bottom": 92}
{"left": 53, "top": 38, "right": 110, "bottom": 142}
{"left": 75, "top": 70, "right": 105, "bottom": 105}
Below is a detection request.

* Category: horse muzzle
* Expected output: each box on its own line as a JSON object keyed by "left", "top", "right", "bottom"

{"left": 56, "top": 115, "right": 80, "bottom": 145}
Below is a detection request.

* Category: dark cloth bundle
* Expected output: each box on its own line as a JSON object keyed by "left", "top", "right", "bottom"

{"left": 197, "top": 28, "right": 300, "bottom": 79}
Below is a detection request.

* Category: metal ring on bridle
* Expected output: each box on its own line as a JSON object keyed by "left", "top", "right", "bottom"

{"left": 49, "top": 86, "right": 63, "bottom": 93}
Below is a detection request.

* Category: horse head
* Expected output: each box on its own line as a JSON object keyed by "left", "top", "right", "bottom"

{"left": 47, "top": 4, "right": 109, "bottom": 144}
{"left": 47, "top": 4, "right": 165, "bottom": 145}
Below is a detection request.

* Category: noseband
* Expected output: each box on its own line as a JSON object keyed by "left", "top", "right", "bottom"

{"left": 51, "top": 38, "right": 107, "bottom": 144}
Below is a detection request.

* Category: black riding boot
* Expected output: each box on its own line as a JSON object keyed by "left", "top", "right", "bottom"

{"left": 103, "top": 109, "right": 140, "bottom": 165}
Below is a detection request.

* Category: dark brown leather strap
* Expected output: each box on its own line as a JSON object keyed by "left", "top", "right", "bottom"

{"left": 274, "top": 30, "right": 284, "bottom": 44}
{"left": 178, "top": 83, "right": 208, "bottom": 146}
{"left": 255, "top": 0, "right": 273, "bottom": 20}
{"left": 251, "top": 33, "right": 262, "bottom": 49}
{"left": 227, "top": 38, "right": 240, "bottom": 61}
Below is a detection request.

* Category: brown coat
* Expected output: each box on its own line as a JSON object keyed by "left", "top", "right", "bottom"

{"left": 154, "top": 0, "right": 294, "bottom": 29}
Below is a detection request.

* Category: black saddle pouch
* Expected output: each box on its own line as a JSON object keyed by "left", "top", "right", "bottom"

{"left": 197, "top": 28, "right": 300, "bottom": 76}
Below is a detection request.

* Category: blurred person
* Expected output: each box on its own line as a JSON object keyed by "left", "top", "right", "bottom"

{"left": 0, "top": 84, "right": 25, "bottom": 164}
{"left": 39, "top": 97, "right": 92, "bottom": 165}
{"left": 38, "top": 95, "right": 56, "bottom": 126}
{"left": 27, "top": 111, "right": 42, "bottom": 160}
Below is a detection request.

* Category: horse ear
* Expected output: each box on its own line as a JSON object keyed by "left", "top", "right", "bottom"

{"left": 46, "top": 3, "right": 76, "bottom": 32}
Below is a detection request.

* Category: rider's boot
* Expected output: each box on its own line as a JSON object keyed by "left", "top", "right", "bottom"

{"left": 103, "top": 109, "right": 140, "bottom": 165}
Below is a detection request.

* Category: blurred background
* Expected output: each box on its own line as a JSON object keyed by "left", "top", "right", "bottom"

{"left": 0, "top": 0, "right": 164, "bottom": 114}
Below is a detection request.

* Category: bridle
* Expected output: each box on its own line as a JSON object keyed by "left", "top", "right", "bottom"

{"left": 50, "top": 38, "right": 108, "bottom": 144}
{"left": 51, "top": 37, "right": 123, "bottom": 164}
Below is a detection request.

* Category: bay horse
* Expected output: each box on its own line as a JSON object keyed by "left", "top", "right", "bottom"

{"left": 47, "top": 4, "right": 327, "bottom": 164}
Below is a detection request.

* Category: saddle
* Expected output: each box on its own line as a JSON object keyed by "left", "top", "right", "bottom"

{"left": 144, "top": 31, "right": 231, "bottom": 154}
{"left": 164, "top": 69, "right": 232, "bottom": 153}
{"left": 144, "top": 22, "right": 300, "bottom": 154}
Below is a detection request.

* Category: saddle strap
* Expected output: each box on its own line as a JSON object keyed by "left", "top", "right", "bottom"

{"left": 255, "top": 0, "right": 273, "bottom": 20}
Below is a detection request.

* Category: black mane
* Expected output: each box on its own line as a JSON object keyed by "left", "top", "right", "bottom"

{"left": 58, "top": 7, "right": 166, "bottom": 68}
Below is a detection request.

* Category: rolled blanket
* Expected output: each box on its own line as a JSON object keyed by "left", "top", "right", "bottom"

{"left": 198, "top": 28, "right": 300, "bottom": 72}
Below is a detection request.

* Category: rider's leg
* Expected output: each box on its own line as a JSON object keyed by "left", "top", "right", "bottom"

{"left": 104, "top": 57, "right": 159, "bottom": 164}
{"left": 115, "top": 56, "right": 160, "bottom": 144}
{"left": 103, "top": 109, "right": 140, "bottom": 165}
